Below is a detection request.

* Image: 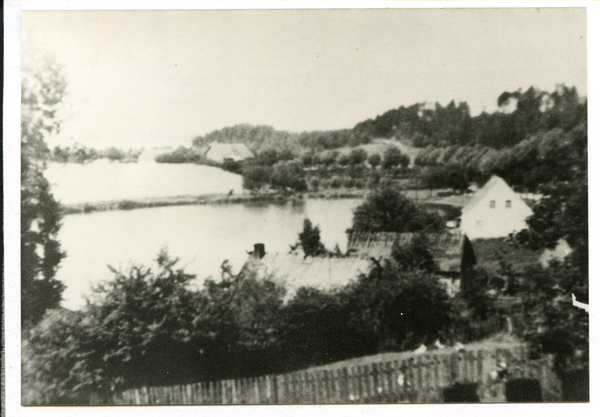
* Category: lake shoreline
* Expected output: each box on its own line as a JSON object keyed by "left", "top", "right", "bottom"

{"left": 60, "top": 189, "right": 369, "bottom": 215}
{"left": 60, "top": 186, "right": 469, "bottom": 216}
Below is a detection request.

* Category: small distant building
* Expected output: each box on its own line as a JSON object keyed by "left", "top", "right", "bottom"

{"left": 137, "top": 147, "right": 174, "bottom": 163}
{"left": 460, "top": 176, "right": 533, "bottom": 239}
{"left": 238, "top": 244, "right": 373, "bottom": 302}
{"left": 202, "top": 143, "right": 255, "bottom": 164}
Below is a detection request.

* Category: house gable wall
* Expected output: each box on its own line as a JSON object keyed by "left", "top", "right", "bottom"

{"left": 461, "top": 178, "right": 532, "bottom": 239}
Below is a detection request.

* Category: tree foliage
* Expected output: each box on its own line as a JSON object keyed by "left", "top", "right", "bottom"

{"left": 367, "top": 153, "right": 381, "bottom": 169}
{"left": 381, "top": 146, "right": 410, "bottom": 170}
{"left": 21, "top": 54, "right": 67, "bottom": 327}
{"left": 351, "top": 187, "right": 445, "bottom": 233}
{"left": 22, "top": 250, "right": 287, "bottom": 403}
{"left": 391, "top": 234, "right": 438, "bottom": 273}
{"left": 270, "top": 160, "right": 307, "bottom": 192}
{"left": 155, "top": 146, "right": 200, "bottom": 164}
{"left": 349, "top": 148, "right": 368, "bottom": 165}
{"left": 343, "top": 263, "right": 454, "bottom": 352}
{"left": 354, "top": 85, "right": 585, "bottom": 150}
{"left": 242, "top": 165, "right": 272, "bottom": 191}
{"left": 295, "top": 218, "right": 327, "bottom": 258}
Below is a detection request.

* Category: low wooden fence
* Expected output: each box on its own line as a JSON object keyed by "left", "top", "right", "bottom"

{"left": 114, "top": 345, "right": 562, "bottom": 404}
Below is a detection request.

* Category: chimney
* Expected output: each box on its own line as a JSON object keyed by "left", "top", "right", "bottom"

{"left": 253, "top": 243, "right": 265, "bottom": 260}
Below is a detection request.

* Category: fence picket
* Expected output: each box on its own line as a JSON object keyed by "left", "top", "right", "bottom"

{"left": 115, "top": 344, "right": 559, "bottom": 405}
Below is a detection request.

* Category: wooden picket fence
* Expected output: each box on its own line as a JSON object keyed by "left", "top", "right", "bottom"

{"left": 113, "top": 344, "right": 562, "bottom": 404}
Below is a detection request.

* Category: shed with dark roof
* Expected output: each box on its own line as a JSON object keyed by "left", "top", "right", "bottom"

{"left": 346, "top": 231, "right": 476, "bottom": 275}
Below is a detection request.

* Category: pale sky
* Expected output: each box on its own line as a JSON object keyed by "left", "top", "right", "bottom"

{"left": 22, "top": 8, "right": 587, "bottom": 150}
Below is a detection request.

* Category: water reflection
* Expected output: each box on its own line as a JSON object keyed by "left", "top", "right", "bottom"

{"left": 57, "top": 198, "right": 362, "bottom": 310}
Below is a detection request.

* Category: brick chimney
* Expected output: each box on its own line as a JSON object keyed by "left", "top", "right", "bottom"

{"left": 253, "top": 243, "right": 265, "bottom": 260}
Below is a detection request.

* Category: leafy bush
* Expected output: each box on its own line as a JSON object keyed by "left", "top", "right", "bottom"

{"left": 351, "top": 187, "right": 445, "bottom": 233}
{"left": 330, "top": 177, "right": 342, "bottom": 189}
{"left": 117, "top": 200, "right": 137, "bottom": 210}
{"left": 368, "top": 153, "right": 381, "bottom": 169}
{"left": 338, "top": 154, "right": 350, "bottom": 166}
{"left": 21, "top": 54, "right": 67, "bottom": 327}
{"left": 242, "top": 165, "right": 272, "bottom": 191}
{"left": 382, "top": 147, "right": 410, "bottom": 170}
{"left": 349, "top": 148, "right": 368, "bottom": 165}
{"left": 271, "top": 161, "right": 307, "bottom": 192}
{"left": 295, "top": 218, "right": 327, "bottom": 258}
{"left": 391, "top": 233, "right": 438, "bottom": 272}
{"left": 309, "top": 177, "right": 320, "bottom": 191}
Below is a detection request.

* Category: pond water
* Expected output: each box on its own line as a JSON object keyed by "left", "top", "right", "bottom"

{"left": 45, "top": 161, "right": 244, "bottom": 205}
{"left": 57, "top": 198, "right": 363, "bottom": 310}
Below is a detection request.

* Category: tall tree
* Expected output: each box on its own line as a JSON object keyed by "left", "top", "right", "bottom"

{"left": 295, "top": 218, "right": 327, "bottom": 258}
{"left": 351, "top": 187, "right": 444, "bottom": 233}
{"left": 21, "top": 54, "right": 68, "bottom": 327}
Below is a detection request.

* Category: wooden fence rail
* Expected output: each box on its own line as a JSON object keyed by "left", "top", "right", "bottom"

{"left": 113, "top": 345, "right": 561, "bottom": 405}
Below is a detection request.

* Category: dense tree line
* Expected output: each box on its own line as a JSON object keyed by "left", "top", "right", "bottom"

{"left": 416, "top": 123, "right": 586, "bottom": 192}
{"left": 154, "top": 146, "right": 200, "bottom": 164}
{"left": 242, "top": 150, "right": 307, "bottom": 192}
{"left": 353, "top": 85, "right": 586, "bottom": 150}
{"left": 51, "top": 145, "right": 142, "bottom": 163}
{"left": 192, "top": 124, "right": 371, "bottom": 155}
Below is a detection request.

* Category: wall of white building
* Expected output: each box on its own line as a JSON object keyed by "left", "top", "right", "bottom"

{"left": 461, "top": 178, "right": 532, "bottom": 239}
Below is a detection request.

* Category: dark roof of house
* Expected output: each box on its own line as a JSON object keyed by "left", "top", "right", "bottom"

{"left": 346, "top": 231, "right": 470, "bottom": 273}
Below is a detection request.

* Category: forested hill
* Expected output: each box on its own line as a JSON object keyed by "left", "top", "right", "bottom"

{"left": 192, "top": 125, "right": 371, "bottom": 154}
{"left": 353, "top": 85, "right": 586, "bottom": 149}
{"left": 192, "top": 85, "right": 586, "bottom": 154}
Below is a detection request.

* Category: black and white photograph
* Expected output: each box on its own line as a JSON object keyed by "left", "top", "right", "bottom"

{"left": 5, "top": 1, "right": 594, "bottom": 410}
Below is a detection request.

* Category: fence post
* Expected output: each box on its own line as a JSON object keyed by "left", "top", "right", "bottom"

{"left": 312, "top": 371, "right": 320, "bottom": 404}
{"left": 421, "top": 355, "right": 432, "bottom": 403}
{"left": 467, "top": 350, "right": 477, "bottom": 382}
{"left": 348, "top": 366, "right": 357, "bottom": 402}
{"left": 364, "top": 364, "right": 374, "bottom": 401}
{"left": 476, "top": 350, "right": 484, "bottom": 383}
{"left": 415, "top": 356, "right": 424, "bottom": 403}
{"left": 319, "top": 370, "right": 328, "bottom": 403}
{"left": 377, "top": 362, "right": 388, "bottom": 396}
{"left": 294, "top": 372, "right": 302, "bottom": 404}
{"left": 369, "top": 363, "right": 379, "bottom": 399}
{"left": 328, "top": 369, "right": 336, "bottom": 403}
{"left": 354, "top": 366, "right": 363, "bottom": 402}
{"left": 384, "top": 361, "right": 394, "bottom": 398}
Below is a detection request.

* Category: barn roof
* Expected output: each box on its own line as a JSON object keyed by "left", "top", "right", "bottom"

{"left": 204, "top": 143, "right": 255, "bottom": 162}
{"left": 346, "top": 231, "right": 471, "bottom": 273}
{"left": 239, "top": 252, "right": 373, "bottom": 301}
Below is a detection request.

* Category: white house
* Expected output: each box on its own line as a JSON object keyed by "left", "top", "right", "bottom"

{"left": 460, "top": 176, "right": 533, "bottom": 239}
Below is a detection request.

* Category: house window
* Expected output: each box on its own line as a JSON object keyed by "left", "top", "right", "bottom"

{"left": 490, "top": 200, "right": 495, "bottom": 209}
{"left": 476, "top": 220, "right": 482, "bottom": 227}
{"left": 506, "top": 200, "right": 512, "bottom": 208}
